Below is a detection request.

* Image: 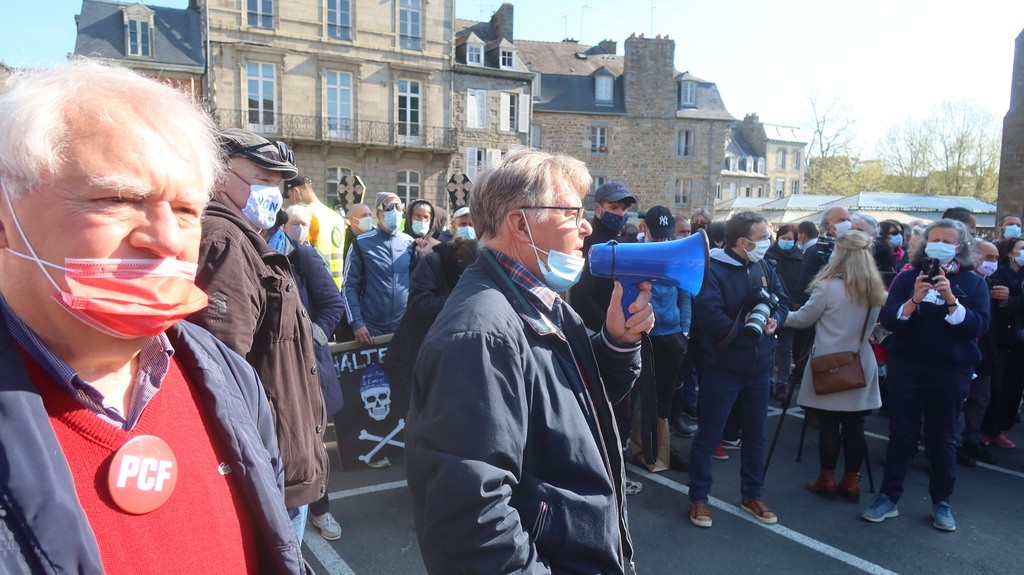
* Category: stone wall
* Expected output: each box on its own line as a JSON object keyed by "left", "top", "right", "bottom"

{"left": 998, "top": 29, "right": 1024, "bottom": 218}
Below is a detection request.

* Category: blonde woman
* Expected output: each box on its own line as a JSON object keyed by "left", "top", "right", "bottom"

{"left": 784, "top": 230, "right": 887, "bottom": 502}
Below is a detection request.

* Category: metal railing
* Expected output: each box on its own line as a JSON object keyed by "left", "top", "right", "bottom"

{"left": 213, "top": 110, "right": 458, "bottom": 151}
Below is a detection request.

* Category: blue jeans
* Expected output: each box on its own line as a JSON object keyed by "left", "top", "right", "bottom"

{"left": 881, "top": 360, "right": 970, "bottom": 504}
{"left": 288, "top": 504, "right": 309, "bottom": 546}
{"left": 688, "top": 370, "right": 770, "bottom": 503}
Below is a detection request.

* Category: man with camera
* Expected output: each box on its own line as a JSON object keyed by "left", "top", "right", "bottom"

{"left": 688, "top": 211, "right": 789, "bottom": 528}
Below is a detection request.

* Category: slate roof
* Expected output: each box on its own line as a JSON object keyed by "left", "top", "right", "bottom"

{"left": 762, "top": 123, "right": 808, "bottom": 144}
{"left": 74, "top": 0, "right": 203, "bottom": 69}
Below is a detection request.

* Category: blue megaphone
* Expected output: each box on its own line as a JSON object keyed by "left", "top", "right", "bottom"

{"left": 588, "top": 230, "right": 709, "bottom": 318}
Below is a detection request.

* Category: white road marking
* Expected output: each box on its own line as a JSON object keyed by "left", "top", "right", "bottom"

{"left": 630, "top": 465, "right": 899, "bottom": 575}
{"left": 305, "top": 524, "right": 357, "bottom": 575}
{"left": 328, "top": 480, "right": 409, "bottom": 501}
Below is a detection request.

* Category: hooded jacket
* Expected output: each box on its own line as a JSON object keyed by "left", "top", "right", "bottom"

{"left": 695, "top": 247, "right": 789, "bottom": 378}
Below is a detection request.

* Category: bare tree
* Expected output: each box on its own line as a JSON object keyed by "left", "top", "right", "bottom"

{"left": 877, "top": 119, "right": 933, "bottom": 194}
{"left": 928, "top": 100, "right": 1001, "bottom": 199}
{"left": 805, "top": 92, "right": 861, "bottom": 194}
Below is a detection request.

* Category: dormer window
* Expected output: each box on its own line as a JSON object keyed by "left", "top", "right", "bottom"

{"left": 122, "top": 5, "right": 155, "bottom": 58}
{"left": 467, "top": 44, "right": 483, "bottom": 66}
{"left": 595, "top": 75, "right": 613, "bottom": 105}
{"left": 500, "top": 48, "right": 515, "bottom": 69}
{"left": 678, "top": 80, "right": 696, "bottom": 108}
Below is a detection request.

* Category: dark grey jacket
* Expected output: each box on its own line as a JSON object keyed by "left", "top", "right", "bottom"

{"left": 406, "top": 249, "right": 639, "bottom": 574}
{"left": 0, "top": 318, "right": 310, "bottom": 574}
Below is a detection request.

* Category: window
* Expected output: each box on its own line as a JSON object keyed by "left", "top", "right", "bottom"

{"left": 246, "top": 62, "right": 275, "bottom": 134}
{"left": 590, "top": 126, "right": 607, "bottom": 154}
{"left": 715, "top": 183, "right": 722, "bottom": 200}
{"left": 595, "top": 76, "right": 613, "bottom": 104}
{"left": 744, "top": 187, "right": 752, "bottom": 198}
{"left": 586, "top": 175, "right": 607, "bottom": 207}
{"left": 757, "top": 186, "right": 765, "bottom": 198}
{"left": 675, "top": 178, "right": 690, "bottom": 205}
{"left": 500, "top": 49, "right": 515, "bottom": 69}
{"left": 326, "top": 71, "right": 352, "bottom": 140}
{"left": 532, "top": 72, "right": 542, "bottom": 102}
{"left": 775, "top": 178, "right": 785, "bottom": 198}
{"left": 728, "top": 182, "right": 736, "bottom": 199}
{"left": 499, "top": 93, "right": 529, "bottom": 133}
{"left": 398, "top": 79, "right": 420, "bottom": 145}
{"left": 326, "top": 167, "right": 353, "bottom": 206}
{"left": 327, "top": 0, "right": 351, "bottom": 40}
{"left": 757, "top": 158, "right": 766, "bottom": 174}
{"left": 725, "top": 157, "right": 735, "bottom": 171}
{"left": 465, "top": 148, "right": 501, "bottom": 180}
{"left": 678, "top": 129, "right": 694, "bottom": 157}
{"left": 467, "top": 44, "right": 482, "bottom": 66}
{"left": 466, "top": 89, "right": 486, "bottom": 129}
{"left": 247, "top": 0, "right": 273, "bottom": 28}
{"left": 678, "top": 80, "right": 696, "bottom": 107}
{"left": 397, "top": 170, "right": 420, "bottom": 205}
{"left": 399, "top": 0, "right": 421, "bottom": 50}
{"left": 127, "top": 18, "right": 151, "bottom": 57}
{"left": 530, "top": 125, "right": 541, "bottom": 147}
{"left": 777, "top": 149, "right": 787, "bottom": 170}
{"left": 791, "top": 180, "right": 800, "bottom": 195}
{"left": 793, "top": 151, "right": 802, "bottom": 171}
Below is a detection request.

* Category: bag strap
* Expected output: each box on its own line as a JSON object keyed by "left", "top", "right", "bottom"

{"left": 856, "top": 307, "right": 872, "bottom": 350}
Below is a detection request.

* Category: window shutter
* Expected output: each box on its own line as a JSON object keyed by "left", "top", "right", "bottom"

{"left": 466, "top": 147, "right": 478, "bottom": 179}
{"left": 518, "top": 94, "right": 529, "bottom": 133}
{"left": 485, "top": 148, "right": 501, "bottom": 169}
{"left": 466, "top": 91, "right": 478, "bottom": 129}
{"left": 499, "top": 93, "right": 511, "bottom": 132}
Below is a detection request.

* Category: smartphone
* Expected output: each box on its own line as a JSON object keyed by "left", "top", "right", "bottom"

{"left": 923, "top": 258, "right": 941, "bottom": 284}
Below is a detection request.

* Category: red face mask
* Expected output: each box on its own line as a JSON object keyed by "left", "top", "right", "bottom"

{"left": 52, "top": 258, "right": 209, "bottom": 338}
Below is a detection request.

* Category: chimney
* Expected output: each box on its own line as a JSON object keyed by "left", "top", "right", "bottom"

{"left": 744, "top": 113, "right": 759, "bottom": 126}
{"left": 598, "top": 39, "right": 617, "bottom": 55}
{"left": 489, "top": 3, "right": 515, "bottom": 42}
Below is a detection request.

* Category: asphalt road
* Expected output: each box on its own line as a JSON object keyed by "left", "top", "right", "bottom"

{"left": 302, "top": 405, "right": 1024, "bottom": 575}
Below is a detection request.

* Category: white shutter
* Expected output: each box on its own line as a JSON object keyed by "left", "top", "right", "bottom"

{"left": 466, "top": 147, "right": 478, "bottom": 180}
{"left": 499, "top": 93, "right": 511, "bottom": 132}
{"left": 517, "top": 93, "right": 529, "bottom": 133}
{"left": 477, "top": 90, "right": 487, "bottom": 128}
{"left": 466, "top": 91, "right": 478, "bottom": 129}
{"left": 485, "top": 148, "right": 501, "bottom": 169}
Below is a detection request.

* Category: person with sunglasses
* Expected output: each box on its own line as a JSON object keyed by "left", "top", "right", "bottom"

{"left": 342, "top": 192, "right": 417, "bottom": 347}
{"left": 190, "top": 128, "right": 328, "bottom": 546}
{"left": 405, "top": 148, "right": 654, "bottom": 574}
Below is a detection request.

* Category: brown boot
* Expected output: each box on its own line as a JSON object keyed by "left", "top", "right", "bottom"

{"left": 805, "top": 469, "right": 837, "bottom": 497}
{"left": 836, "top": 472, "right": 860, "bottom": 503}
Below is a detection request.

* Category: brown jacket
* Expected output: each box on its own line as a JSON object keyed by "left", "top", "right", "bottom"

{"left": 190, "top": 201, "right": 328, "bottom": 508}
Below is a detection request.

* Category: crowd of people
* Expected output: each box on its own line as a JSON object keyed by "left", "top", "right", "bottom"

{"left": 1, "top": 61, "right": 1021, "bottom": 574}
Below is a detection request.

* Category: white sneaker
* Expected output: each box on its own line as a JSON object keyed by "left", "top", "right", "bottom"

{"left": 311, "top": 512, "right": 342, "bottom": 541}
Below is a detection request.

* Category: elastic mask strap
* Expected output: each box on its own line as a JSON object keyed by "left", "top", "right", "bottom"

{"left": 1, "top": 181, "right": 67, "bottom": 292}
{"left": 520, "top": 209, "right": 551, "bottom": 270}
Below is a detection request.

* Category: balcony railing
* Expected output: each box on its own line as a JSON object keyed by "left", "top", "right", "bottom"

{"left": 214, "top": 110, "right": 457, "bottom": 151}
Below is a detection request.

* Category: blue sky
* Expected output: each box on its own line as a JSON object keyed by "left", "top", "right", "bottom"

{"left": 5, "top": 0, "right": 1023, "bottom": 156}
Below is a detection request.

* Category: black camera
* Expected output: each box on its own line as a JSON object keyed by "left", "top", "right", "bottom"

{"left": 744, "top": 287, "right": 781, "bottom": 338}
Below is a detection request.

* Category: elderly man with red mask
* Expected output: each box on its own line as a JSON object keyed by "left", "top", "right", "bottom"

{"left": 0, "top": 62, "right": 309, "bottom": 572}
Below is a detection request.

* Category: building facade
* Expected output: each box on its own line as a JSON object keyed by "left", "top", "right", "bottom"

{"left": 997, "top": 28, "right": 1024, "bottom": 218}
{"left": 518, "top": 33, "right": 735, "bottom": 217}
{"left": 202, "top": 0, "right": 457, "bottom": 209}
{"left": 734, "top": 114, "right": 808, "bottom": 200}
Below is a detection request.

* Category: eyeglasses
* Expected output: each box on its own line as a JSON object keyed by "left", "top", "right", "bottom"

{"left": 232, "top": 141, "right": 294, "bottom": 165}
{"left": 274, "top": 141, "right": 294, "bottom": 165}
{"left": 520, "top": 205, "right": 586, "bottom": 227}
{"left": 380, "top": 202, "right": 405, "bottom": 212}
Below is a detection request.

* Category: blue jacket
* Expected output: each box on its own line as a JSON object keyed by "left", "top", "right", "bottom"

{"left": 284, "top": 240, "right": 347, "bottom": 416}
{"left": 0, "top": 317, "right": 309, "bottom": 574}
{"left": 649, "top": 282, "right": 692, "bottom": 337}
{"left": 406, "top": 249, "right": 639, "bottom": 574}
{"left": 880, "top": 266, "right": 990, "bottom": 374}
{"left": 342, "top": 228, "right": 416, "bottom": 335}
{"left": 695, "top": 248, "right": 789, "bottom": 378}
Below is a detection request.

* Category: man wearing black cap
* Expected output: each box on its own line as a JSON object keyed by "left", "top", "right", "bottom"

{"left": 189, "top": 129, "right": 328, "bottom": 544}
{"left": 570, "top": 181, "right": 636, "bottom": 331}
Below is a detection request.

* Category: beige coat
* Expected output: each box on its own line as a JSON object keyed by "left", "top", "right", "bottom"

{"left": 784, "top": 278, "right": 882, "bottom": 412}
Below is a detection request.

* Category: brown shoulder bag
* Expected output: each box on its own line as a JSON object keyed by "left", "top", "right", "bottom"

{"left": 810, "top": 308, "right": 872, "bottom": 395}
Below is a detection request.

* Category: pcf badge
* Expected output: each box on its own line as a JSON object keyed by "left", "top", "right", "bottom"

{"left": 107, "top": 435, "right": 178, "bottom": 514}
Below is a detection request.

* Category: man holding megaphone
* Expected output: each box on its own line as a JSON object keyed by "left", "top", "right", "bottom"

{"left": 404, "top": 148, "right": 655, "bottom": 574}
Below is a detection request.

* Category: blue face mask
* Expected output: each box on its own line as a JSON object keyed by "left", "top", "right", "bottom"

{"left": 924, "top": 241, "right": 957, "bottom": 264}
{"left": 888, "top": 234, "right": 904, "bottom": 248}
{"left": 521, "top": 210, "right": 585, "bottom": 292}
{"left": 600, "top": 210, "right": 628, "bottom": 233}
{"left": 381, "top": 210, "right": 400, "bottom": 233}
{"left": 777, "top": 239, "right": 795, "bottom": 251}
{"left": 455, "top": 225, "right": 477, "bottom": 240}
{"left": 411, "top": 220, "right": 431, "bottom": 237}
{"left": 242, "top": 185, "right": 282, "bottom": 230}
{"left": 1004, "top": 224, "right": 1021, "bottom": 239}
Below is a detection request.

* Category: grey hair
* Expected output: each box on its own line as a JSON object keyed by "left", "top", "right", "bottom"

{"left": 0, "top": 59, "right": 222, "bottom": 199}
{"left": 691, "top": 207, "right": 710, "bottom": 220}
{"left": 470, "top": 147, "right": 591, "bottom": 242}
{"left": 909, "top": 218, "right": 975, "bottom": 270}
{"left": 849, "top": 212, "right": 879, "bottom": 238}
{"left": 285, "top": 204, "right": 312, "bottom": 223}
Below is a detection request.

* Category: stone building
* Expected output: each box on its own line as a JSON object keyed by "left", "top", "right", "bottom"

{"left": 452, "top": 4, "right": 533, "bottom": 191}
{"left": 73, "top": 0, "right": 205, "bottom": 99}
{"left": 997, "top": 28, "right": 1024, "bottom": 218}
{"left": 720, "top": 126, "right": 768, "bottom": 201}
{"left": 734, "top": 114, "right": 808, "bottom": 200}
{"left": 517, "top": 33, "right": 735, "bottom": 216}
{"left": 201, "top": 0, "right": 457, "bottom": 209}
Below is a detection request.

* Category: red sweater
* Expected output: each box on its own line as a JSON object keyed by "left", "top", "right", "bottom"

{"left": 25, "top": 351, "right": 263, "bottom": 574}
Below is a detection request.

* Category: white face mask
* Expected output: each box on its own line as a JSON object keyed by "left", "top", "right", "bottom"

{"left": 411, "top": 220, "right": 431, "bottom": 237}
{"left": 242, "top": 184, "right": 283, "bottom": 230}
{"left": 285, "top": 222, "right": 309, "bottom": 244}
{"left": 356, "top": 216, "right": 374, "bottom": 232}
{"left": 833, "top": 220, "right": 852, "bottom": 237}
{"left": 745, "top": 238, "right": 771, "bottom": 263}
{"left": 977, "top": 261, "right": 998, "bottom": 277}
{"left": 520, "top": 210, "right": 585, "bottom": 292}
